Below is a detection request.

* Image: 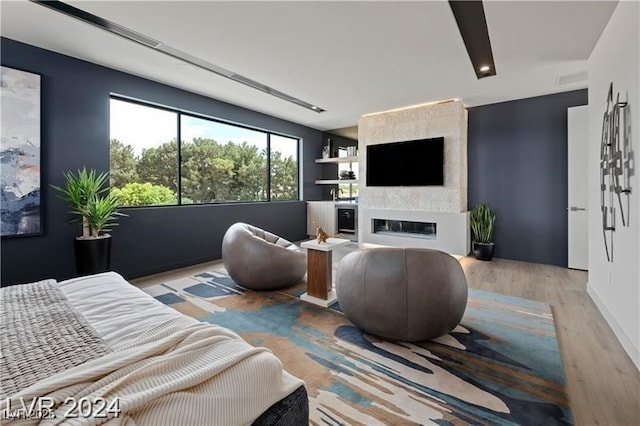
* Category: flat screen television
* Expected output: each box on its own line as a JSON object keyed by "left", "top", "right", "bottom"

{"left": 366, "top": 137, "right": 444, "bottom": 186}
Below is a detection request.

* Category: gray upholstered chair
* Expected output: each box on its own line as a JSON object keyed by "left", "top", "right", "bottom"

{"left": 336, "top": 247, "right": 468, "bottom": 342}
{"left": 222, "top": 223, "right": 306, "bottom": 290}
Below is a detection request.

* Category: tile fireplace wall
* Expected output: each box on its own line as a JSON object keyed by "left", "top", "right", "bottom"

{"left": 357, "top": 100, "right": 469, "bottom": 255}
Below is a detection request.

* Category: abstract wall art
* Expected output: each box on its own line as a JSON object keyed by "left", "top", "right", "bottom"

{"left": 600, "top": 82, "right": 634, "bottom": 261}
{"left": 1, "top": 66, "right": 42, "bottom": 237}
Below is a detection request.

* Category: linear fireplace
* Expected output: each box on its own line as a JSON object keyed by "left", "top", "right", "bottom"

{"left": 360, "top": 208, "right": 469, "bottom": 255}
{"left": 373, "top": 219, "right": 437, "bottom": 240}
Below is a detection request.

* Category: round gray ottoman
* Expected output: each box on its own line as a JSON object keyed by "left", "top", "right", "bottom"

{"left": 336, "top": 247, "right": 468, "bottom": 341}
{"left": 222, "top": 223, "right": 306, "bottom": 290}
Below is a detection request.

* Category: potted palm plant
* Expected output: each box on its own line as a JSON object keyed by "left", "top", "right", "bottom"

{"left": 470, "top": 204, "right": 496, "bottom": 261}
{"left": 52, "top": 168, "right": 125, "bottom": 275}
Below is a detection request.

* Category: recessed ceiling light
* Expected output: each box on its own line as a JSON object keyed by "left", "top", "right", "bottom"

{"left": 479, "top": 65, "right": 491, "bottom": 72}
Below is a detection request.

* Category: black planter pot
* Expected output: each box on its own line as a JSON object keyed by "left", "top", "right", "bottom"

{"left": 74, "top": 235, "right": 112, "bottom": 276}
{"left": 472, "top": 241, "right": 495, "bottom": 261}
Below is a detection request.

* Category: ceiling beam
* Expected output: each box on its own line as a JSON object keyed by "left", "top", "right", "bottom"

{"left": 449, "top": 0, "right": 496, "bottom": 79}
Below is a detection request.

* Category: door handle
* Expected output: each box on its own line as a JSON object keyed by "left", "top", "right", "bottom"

{"left": 568, "top": 206, "right": 587, "bottom": 211}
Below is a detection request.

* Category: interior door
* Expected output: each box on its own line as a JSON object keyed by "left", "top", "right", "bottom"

{"left": 568, "top": 105, "right": 589, "bottom": 270}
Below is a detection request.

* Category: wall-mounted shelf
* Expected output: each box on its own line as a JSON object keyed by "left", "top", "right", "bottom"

{"left": 315, "top": 179, "right": 358, "bottom": 185}
{"left": 317, "top": 135, "right": 359, "bottom": 199}
{"left": 315, "top": 156, "right": 359, "bottom": 164}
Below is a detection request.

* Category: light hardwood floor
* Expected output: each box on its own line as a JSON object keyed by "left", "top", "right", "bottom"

{"left": 133, "top": 253, "right": 640, "bottom": 425}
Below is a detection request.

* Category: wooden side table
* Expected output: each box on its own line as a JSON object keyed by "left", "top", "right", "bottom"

{"left": 300, "top": 237, "right": 351, "bottom": 307}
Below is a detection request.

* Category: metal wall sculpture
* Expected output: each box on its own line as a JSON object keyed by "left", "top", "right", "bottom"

{"left": 600, "top": 82, "right": 634, "bottom": 261}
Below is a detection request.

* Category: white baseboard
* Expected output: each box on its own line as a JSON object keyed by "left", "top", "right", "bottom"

{"left": 587, "top": 282, "right": 640, "bottom": 371}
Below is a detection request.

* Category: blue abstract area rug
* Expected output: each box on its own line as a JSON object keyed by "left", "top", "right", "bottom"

{"left": 142, "top": 270, "right": 573, "bottom": 425}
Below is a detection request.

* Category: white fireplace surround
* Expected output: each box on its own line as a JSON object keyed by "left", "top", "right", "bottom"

{"left": 363, "top": 209, "right": 469, "bottom": 255}
{"left": 358, "top": 100, "right": 469, "bottom": 254}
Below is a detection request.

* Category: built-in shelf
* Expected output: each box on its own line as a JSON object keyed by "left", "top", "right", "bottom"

{"left": 315, "top": 179, "right": 358, "bottom": 185}
{"left": 315, "top": 156, "right": 359, "bottom": 164}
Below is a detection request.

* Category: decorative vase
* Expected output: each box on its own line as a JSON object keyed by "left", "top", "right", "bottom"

{"left": 472, "top": 241, "right": 495, "bottom": 261}
{"left": 74, "top": 235, "right": 112, "bottom": 276}
{"left": 322, "top": 145, "right": 330, "bottom": 159}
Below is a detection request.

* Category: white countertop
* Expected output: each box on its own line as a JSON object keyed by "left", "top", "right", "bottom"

{"left": 301, "top": 237, "right": 352, "bottom": 252}
{"left": 307, "top": 200, "right": 358, "bottom": 206}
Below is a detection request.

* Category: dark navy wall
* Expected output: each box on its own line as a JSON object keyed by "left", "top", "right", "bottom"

{"left": 467, "top": 89, "right": 588, "bottom": 267}
{"left": 1, "top": 37, "right": 324, "bottom": 285}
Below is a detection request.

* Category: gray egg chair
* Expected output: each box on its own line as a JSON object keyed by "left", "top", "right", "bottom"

{"left": 222, "top": 223, "right": 306, "bottom": 290}
{"left": 336, "top": 247, "right": 468, "bottom": 342}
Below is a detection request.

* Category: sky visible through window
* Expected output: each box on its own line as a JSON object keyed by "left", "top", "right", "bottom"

{"left": 110, "top": 98, "right": 297, "bottom": 160}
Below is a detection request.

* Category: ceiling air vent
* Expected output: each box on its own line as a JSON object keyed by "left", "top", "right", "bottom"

{"left": 107, "top": 24, "right": 162, "bottom": 49}
{"left": 228, "top": 74, "right": 272, "bottom": 93}
{"left": 228, "top": 74, "right": 326, "bottom": 112}
{"left": 556, "top": 71, "right": 588, "bottom": 86}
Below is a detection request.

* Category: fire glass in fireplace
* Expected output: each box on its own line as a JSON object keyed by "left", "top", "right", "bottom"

{"left": 373, "top": 219, "right": 437, "bottom": 240}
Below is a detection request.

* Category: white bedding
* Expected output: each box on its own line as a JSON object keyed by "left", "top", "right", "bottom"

{"left": 50, "top": 272, "right": 305, "bottom": 425}
{"left": 59, "top": 272, "right": 199, "bottom": 349}
{"left": 4, "top": 317, "right": 299, "bottom": 425}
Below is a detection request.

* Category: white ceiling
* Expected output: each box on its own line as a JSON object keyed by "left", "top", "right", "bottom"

{"left": 0, "top": 1, "right": 617, "bottom": 131}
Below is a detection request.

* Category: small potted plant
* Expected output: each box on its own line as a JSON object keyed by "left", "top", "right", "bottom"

{"left": 470, "top": 204, "right": 496, "bottom": 261}
{"left": 52, "top": 168, "right": 126, "bottom": 275}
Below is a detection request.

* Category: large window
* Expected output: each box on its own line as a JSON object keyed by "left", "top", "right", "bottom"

{"left": 181, "top": 115, "right": 268, "bottom": 204}
{"left": 109, "top": 97, "right": 300, "bottom": 207}
{"left": 270, "top": 134, "right": 299, "bottom": 201}
{"left": 110, "top": 99, "right": 179, "bottom": 206}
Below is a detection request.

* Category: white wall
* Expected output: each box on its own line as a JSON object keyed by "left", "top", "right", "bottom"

{"left": 587, "top": 0, "right": 640, "bottom": 370}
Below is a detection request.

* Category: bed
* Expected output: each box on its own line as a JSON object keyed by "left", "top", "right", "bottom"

{"left": 0, "top": 272, "right": 308, "bottom": 425}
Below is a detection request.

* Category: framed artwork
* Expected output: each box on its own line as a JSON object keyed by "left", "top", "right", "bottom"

{"left": 1, "top": 65, "right": 42, "bottom": 237}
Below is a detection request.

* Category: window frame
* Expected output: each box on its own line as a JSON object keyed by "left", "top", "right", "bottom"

{"left": 109, "top": 95, "right": 301, "bottom": 208}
